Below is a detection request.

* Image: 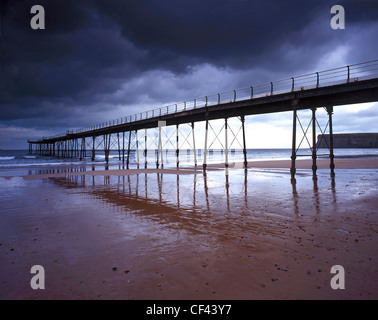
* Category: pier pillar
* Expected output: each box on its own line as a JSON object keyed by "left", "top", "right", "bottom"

{"left": 136, "top": 130, "right": 140, "bottom": 169}
{"left": 176, "top": 124, "right": 180, "bottom": 168}
{"left": 291, "top": 110, "right": 297, "bottom": 178}
{"left": 327, "top": 106, "right": 335, "bottom": 176}
{"left": 191, "top": 122, "right": 197, "bottom": 166}
{"left": 122, "top": 131, "right": 125, "bottom": 164}
{"left": 92, "top": 136, "right": 96, "bottom": 161}
{"left": 117, "top": 133, "right": 121, "bottom": 161}
{"left": 80, "top": 138, "right": 85, "bottom": 160}
{"left": 241, "top": 116, "right": 248, "bottom": 168}
{"left": 157, "top": 121, "right": 164, "bottom": 169}
{"left": 144, "top": 128, "right": 148, "bottom": 169}
{"left": 225, "top": 118, "right": 229, "bottom": 168}
{"left": 203, "top": 119, "right": 209, "bottom": 169}
{"left": 104, "top": 134, "right": 111, "bottom": 164}
{"left": 312, "top": 108, "right": 317, "bottom": 174}
{"left": 127, "top": 130, "right": 132, "bottom": 169}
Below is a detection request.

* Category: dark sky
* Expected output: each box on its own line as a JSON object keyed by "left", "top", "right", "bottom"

{"left": 1, "top": 0, "right": 378, "bottom": 149}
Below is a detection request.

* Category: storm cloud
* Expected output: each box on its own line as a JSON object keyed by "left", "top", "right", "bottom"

{"left": 0, "top": 0, "right": 377, "bottom": 148}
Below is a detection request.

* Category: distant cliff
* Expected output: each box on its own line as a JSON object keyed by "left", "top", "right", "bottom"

{"left": 317, "top": 133, "right": 378, "bottom": 148}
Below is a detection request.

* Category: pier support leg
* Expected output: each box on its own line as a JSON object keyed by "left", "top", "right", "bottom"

{"left": 191, "top": 122, "right": 197, "bottom": 167}
{"left": 80, "top": 139, "right": 83, "bottom": 160}
{"left": 122, "top": 132, "right": 125, "bottom": 164}
{"left": 136, "top": 130, "right": 140, "bottom": 169}
{"left": 104, "top": 134, "right": 111, "bottom": 164}
{"left": 156, "top": 127, "right": 160, "bottom": 169}
{"left": 176, "top": 124, "right": 180, "bottom": 168}
{"left": 82, "top": 138, "right": 86, "bottom": 158}
{"left": 104, "top": 135, "right": 108, "bottom": 163}
{"left": 225, "top": 118, "right": 229, "bottom": 169}
{"left": 92, "top": 136, "right": 96, "bottom": 161}
{"left": 144, "top": 128, "right": 148, "bottom": 169}
{"left": 117, "top": 132, "right": 121, "bottom": 161}
{"left": 203, "top": 119, "right": 209, "bottom": 170}
{"left": 312, "top": 108, "right": 317, "bottom": 175}
{"left": 241, "top": 116, "right": 248, "bottom": 168}
{"left": 127, "top": 130, "right": 132, "bottom": 169}
{"left": 327, "top": 106, "right": 335, "bottom": 176}
{"left": 291, "top": 110, "right": 297, "bottom": 178}
{"left": 160, "top": 125, "right": 164, "bottom": 168}
{"left": 157, "top": 122, "right": 164, "bottom": 169}
{"left": 81, "top": 138, "right": 86, "bottom": 160}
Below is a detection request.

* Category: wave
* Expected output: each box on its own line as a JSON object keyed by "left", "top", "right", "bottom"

{"left": 95, "top": 155, "right": 121, "bottom": 159}
{"left": 23, "top": 155, "right": 37, "bottom": 159}
{"left": 0, "top": 161, "right": 82, "bottom": 168}
{"left": 0, "top": 156, "right": 15, "bottom": 160}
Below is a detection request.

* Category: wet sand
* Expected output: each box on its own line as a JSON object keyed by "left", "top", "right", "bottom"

{"left": 0, "top": 158, "right": 377, "bottom": 300}
{"left": 8, "top": 158, "right": 378, "bottom": 181}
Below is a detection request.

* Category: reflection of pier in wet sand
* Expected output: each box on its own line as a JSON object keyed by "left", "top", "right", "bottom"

{"left": 49, "top": 166, "right": 342, "bottom": 239}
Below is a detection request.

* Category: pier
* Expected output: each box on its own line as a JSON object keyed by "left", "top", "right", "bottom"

{"left": 28, "top": 60, "right": 378, "bottom": 177}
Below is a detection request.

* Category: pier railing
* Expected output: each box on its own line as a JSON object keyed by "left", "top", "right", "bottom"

{"left": 48, "top": 59, "right": 378, "bottom": 139}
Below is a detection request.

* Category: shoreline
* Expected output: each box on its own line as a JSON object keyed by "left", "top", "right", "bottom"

{"left": 0, "top": 158, "right": 376, "bottom": 180}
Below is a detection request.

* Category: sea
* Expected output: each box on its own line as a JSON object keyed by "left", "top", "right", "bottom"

{"left": 1, "top": 148, "right": 378, "bottom": 177}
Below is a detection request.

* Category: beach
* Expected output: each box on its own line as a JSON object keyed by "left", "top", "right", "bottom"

{"left": 1, "top": 158, "right": 378, "bottom": 300}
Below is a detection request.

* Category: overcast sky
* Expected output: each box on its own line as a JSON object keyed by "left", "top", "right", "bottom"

{"left": 1, "top": 0, "right": 378, "bottom": 149}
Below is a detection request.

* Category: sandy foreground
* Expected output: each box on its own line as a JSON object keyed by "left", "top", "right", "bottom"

{"left": 0, "top": 158, "right": 377, "bottom": 300}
